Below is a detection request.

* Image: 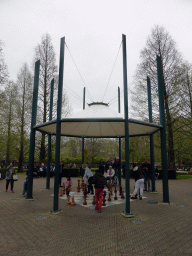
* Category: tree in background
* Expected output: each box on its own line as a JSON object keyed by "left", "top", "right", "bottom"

{"left": 33, "top": 33, "right": 58, "bottom": 163}
{"left": 0, "top": 82, "right": 18, "bottom": 165}
{"left": 172, "top": 62, "right": 192, "bottom": 166}
{"left": 0, "top": 40, "right": 8, "bottom": 88}
{"left": 131, "top": 26, "right": 183, "bottom": 168}
{"left": 17, "top": 63, "right": 33, "bottom": 171}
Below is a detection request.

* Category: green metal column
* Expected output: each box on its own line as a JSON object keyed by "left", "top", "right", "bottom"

{"left": 156, "top": 55, "right": 169, "bottom": 203}
{"left": 82, "top": 138, "right": 84, "bottom": 164}
{"left": 118, "top": 137, "right": 122, "bottom": 186}
{"left": 147, "top": 76, "right": 155, "bottom": 192}
{"left": 53, "top": 37, "right": 65, "bottom": 211}
{"left": 83, "top": 87, "right": 85, "bottom": 110}
{"left": 46, "top": 78, "right": 54, "bottom": 190}
{"left": 118, "top": 86, "right": 121, "bottom": 186}
{"left": 82, "top": 87, "right": 85, "bottom": 166}
{"left": 122, "top": 34, "right": 131, "bottom": 215}
{"left": 26, "top": 60, "right": 40, "bottom": 199}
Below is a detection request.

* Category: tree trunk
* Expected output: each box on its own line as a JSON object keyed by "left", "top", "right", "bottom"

{"left": 6, "top": 98, "right": 12, "bottom": 165}
{"left": 187, "top": 73, "right": 192, "bottom": 118}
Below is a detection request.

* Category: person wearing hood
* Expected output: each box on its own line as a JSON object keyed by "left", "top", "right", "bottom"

{"left": 92, "top": 166, "right": 109, "bottom": 213}
{"left": 131, "top": 163, "right": 145, "bottom": 200}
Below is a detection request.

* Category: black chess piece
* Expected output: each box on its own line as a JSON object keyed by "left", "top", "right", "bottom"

{"left": 102, "top": 191, "right": 106, "bottom": 206}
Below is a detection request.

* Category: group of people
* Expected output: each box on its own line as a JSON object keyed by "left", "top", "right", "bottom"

{"left": 130, "top": 159, "right": 160, "bottom": 200}
{"left": 99, "top": 157, "right": 121, "bottom": 174}
{"left": 4, "top": 158, "right": 159, "bottom": 211}
{"left": 82, "top": 163, "right": 109, "bottom": 213}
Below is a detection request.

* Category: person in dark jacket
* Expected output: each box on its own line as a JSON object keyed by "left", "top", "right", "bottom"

{"left": 105, "top": 158, "right": 112, "bottom": 173}
{"left": 5, "top": 162, "right": 15, "bottom": 192}
{"left": 99, "top": 159, "right": 105, "bottom": 175}
{"left": 92, "top": 166, "right": 109, "bottom": 213}
{"left": 141, "top": 159, "right": 152, "bottom": 192}
{"left": 131, "top": 164, "right": 145, "bottom": 200}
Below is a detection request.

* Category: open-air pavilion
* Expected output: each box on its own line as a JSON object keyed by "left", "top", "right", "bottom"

{"left": 26, "top": 35, "right": 169, "bottom": 216}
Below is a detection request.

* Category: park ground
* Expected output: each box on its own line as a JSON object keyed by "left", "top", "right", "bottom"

{"left": 0, "top": 176, "right": 192, "bottom": 256}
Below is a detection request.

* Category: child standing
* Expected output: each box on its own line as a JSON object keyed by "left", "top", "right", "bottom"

{"left": 5, "top": 162, "right": 15, "bottom": 192}
{"left": 64, "top": 175, "right": 72, "bottom": 197}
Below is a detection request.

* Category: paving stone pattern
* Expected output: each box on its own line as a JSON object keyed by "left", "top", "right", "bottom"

{"left": 0, "top": 175, "right": 192, "bottom": 255}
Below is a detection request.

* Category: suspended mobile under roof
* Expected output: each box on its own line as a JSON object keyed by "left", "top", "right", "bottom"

{"left": 34, "top": 102, "right": 162, "bottom": 138}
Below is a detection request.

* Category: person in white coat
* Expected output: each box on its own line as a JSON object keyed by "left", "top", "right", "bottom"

{"left": 83, "top": 164, "right": 94, "bottom": 194}
{"left": 131, "top": 164, "right": 145, "bottom": 200}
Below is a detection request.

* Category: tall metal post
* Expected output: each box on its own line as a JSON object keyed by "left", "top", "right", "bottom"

{"left": 46, "top": 79, "right": 54, "bottom": 189}
{"left": 83, "top": 87, "right": 85, "bottom": 110}
{"left": 26, "top": 60, "right": 40, "bottom": 199}
{"left": 147, "top": 77, "right": 155, "bottom": 192}
{"left": 53, "top": 37, "right": 65, "bottom": 211}
{"left": 118, "top": 86, "right": 121, "bottom": 113}
{"left": 118, "top": 86, "right": 121, "bottom": 186}
{"left": 82, "top": 87, "right": 85, "bottom": 166}
{"left": 122, "top": 34, "right": 131, "bottom": 215}
{"left": 156, "top": 55, "right": 169, "bottom": 203}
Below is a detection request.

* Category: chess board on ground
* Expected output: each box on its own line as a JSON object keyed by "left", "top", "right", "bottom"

{"left": 51, "top": 189, "right": 147, "bottom": 210}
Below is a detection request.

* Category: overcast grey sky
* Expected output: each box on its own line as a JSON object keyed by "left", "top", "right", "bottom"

{"left": 1, "top": 0, "right": 192, "bottom": 115}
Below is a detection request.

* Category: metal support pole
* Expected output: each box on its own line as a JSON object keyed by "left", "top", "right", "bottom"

{"left": 118, "top": 86, "right": 120, "bottom": 113}
{"left": 122, "top": 34, "right": 132, "bottom": 215}
{"left": 82, "top": 138, "right": 84, "bottom": 163}
{"left": 26, "top": 60, "right": 40, "bottom": 199}
{"left": 147, "top": 76, "right": 155, "bottom": 192}
{"left": 119, "top": 137, "right": 122, "bottom": 186}
{"left": 83, "top": 87, "right": 85, "bottom": 110}
{"left": 156, "top": 55, "right": 169, "bottom": 203}
{"left": 118, "top": 86, "right": 121, "bottom": 186}
{"left": 46, "top": 79, "right": 54, "bottom": 190}
{"left": 53, "top": 37, "right": 65, "bottom": 211}
{"left": 82, "top": 87, "right": 85, "bottom": 169}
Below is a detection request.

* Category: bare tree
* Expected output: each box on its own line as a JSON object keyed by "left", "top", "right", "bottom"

{"left": 131, "top": 26, "right": 183, "bottom": 168}
{"left": 0, "top": 81, "right": 18, "bottom": 165}
{"left": 0, "top": 40, "right": 8, "bottom": 88}
{"left": 33, "top": 33, "right": 58, "bottom": 163}
{"left": 16, "top": 63, "right": 33, "bottom": 171}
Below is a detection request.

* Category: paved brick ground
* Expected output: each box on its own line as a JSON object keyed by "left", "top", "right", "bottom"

{"left": 0, "top": 175, "right": 192, "bottom": 256}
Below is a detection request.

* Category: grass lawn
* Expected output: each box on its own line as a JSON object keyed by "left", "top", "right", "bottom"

{"left": 176, "top": 174, "right": 192, "bottom": 180}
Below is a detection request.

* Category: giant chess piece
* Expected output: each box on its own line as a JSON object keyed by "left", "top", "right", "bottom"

{"left": 108, "top": 192, "right": 111, "bottom": 201}
{"left": 81, "top": 179, "right": 84, "bottom": 190}
{"left": 77, "top": 179, "right": 81, "bottom": 192}
{"left": 92, "top": 195, "right": 96, "bottom": 205}
{"left": 63, "top": 182, "right": 65, "bottom": 194}
{"left": 60, "top": 189, "right": 63, "bottom": 197}
{"left": 102, "top": 190, "right": 106, "bottom": 206}
{"left": 114, "top": 189, "right": 118, "bottom": 200}
{"left": 84, "top": 184, "right": 88, "bottom": 197}
{"left": 71, "top": 196, "right": 75, "bottom": 206}
{"left": 83, "top": 195, "right": 87, "bottom": 205}
{"left": 121, "top": 191, "right": 125, "bottom": 199}
{"left": 67, "top": 196, "right": 71, "bottom": 205}
{"left": 109, "top": 183, "right": 113, "bottom": 196}
{"left": 119, "top": 186, "right": 123, "bottom": 196}
{"left": 108, "top": 181, "right": 111, "bottom": 191}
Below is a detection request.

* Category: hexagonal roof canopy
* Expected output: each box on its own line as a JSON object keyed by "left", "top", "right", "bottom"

{"left": 34, "top": 103, "right": 162, "bottom": 138}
